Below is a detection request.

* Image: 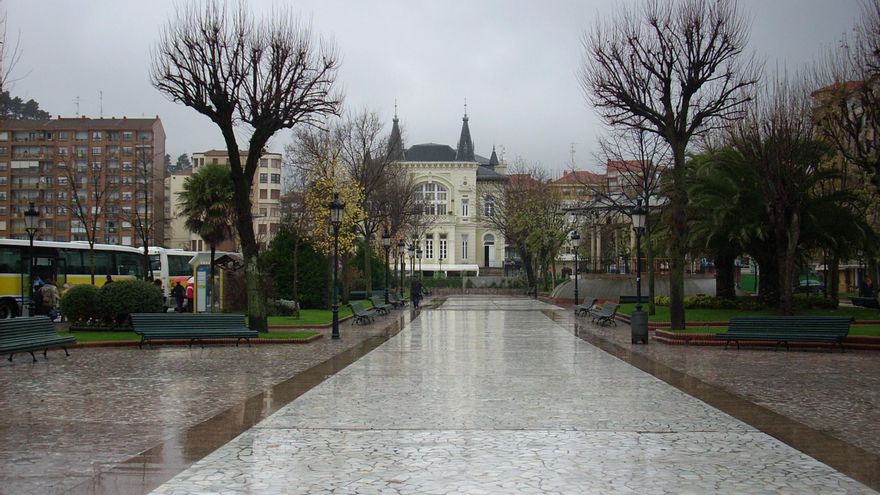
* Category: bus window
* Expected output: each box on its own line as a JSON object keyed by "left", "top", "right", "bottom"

{"left": 116, "top": 252, "right": 143, "bottom": 278}
{"left": 0, "top": 246, "right": 20, "bottom": 273}
{"left": 63, "top": 249, "right": 85, "bottom": 273}
{"left": 168, "top": 254, "right": 193, "bottom": 277}
{"left": 93, "top": 251, "right": 112, "bottom": 276}
{"left": 149, "top": 254, "right": 161, "bottom": 273}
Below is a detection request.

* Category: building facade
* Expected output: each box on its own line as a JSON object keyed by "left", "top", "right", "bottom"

{"left": 163, "top": 172, "right": 192, "bottom": 249}
{"left": 0, "top": 116, "right": 166, "bottom": 246}
{"left": 391, "top": 112, "right": 508, "bottom": 275}
{"left": 189, "top": 150, "right": 283, "bottom": 250}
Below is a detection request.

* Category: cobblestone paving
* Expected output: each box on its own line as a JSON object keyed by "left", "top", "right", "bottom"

{"left": 567, "top": 311, "right": 880, "bottom": 457}
{"left": 152, "top": 296, "right": 875, "bottom": 494}
{"left": 0, "top": 319, "right": 399, "bottom": 495}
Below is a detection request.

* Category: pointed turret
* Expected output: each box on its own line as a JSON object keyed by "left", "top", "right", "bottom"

{"left": 455, "top": 110, "right": 475, "bottom": 162}
{"left": 388, "top": 106, "right": 405, "bottom": 161}
{"left": 488, "top": 145, "right": 499, "bottom": 169}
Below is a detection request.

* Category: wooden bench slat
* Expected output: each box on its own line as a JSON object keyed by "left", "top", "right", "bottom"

{"left": 716, "top": 316, "right": 851, "bottom": 351}
{"left": 0, "top": 316, "right": 75, "bottom": 362}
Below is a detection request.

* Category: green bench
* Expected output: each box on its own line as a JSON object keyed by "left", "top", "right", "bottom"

{"left": 716, "top": 316, "right": 852, "bottom": 351}
{"left": 369, "top": 296, "right": 393, "bottom": 315}
{"left": 573, "top": 296, "right": 598, "bottom": 317}
{"left": 1, "top": 316, "right": 76, "bottom": 362}
{"left": 350, "top": 300, "right": 378, "bottom": 325}
{"left": 388, "top": 292, "right": 408, "bottom": 308}
{"left": 130, "top": 313, "right": 258, "bottom": 348}
{"left": 589, "top": 303, "right": 620, "bottom": 326}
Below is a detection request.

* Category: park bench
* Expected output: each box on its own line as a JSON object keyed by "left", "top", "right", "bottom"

{"left": 618, "top": 295, "right": 649, "bottom": 304}
{"left": 388, "top": 292, "right": 408, "bottom": 307}
{"left": 589, "top": 303, "right": 620, "bottom": 326}
{"left": 369, "top": 296, "right": 393, "bottom": 315}
{"left": 349, "top": 300, "right": 378, "bottom": 325}
{"left": 130, "top": 313, "right": 258, "bottom": 349}
{"left": 715, "top": 316, "right": 852, "bottom": 351}
{"left": 1, "top": 316, "right": 76, "bottom": 362}
{"left": 851, "top": 297, "right": 879, "bottom": 309}
{"left": 573, "top": 296, "right": 598, "bottom": 317}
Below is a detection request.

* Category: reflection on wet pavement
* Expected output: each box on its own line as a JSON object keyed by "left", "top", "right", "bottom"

{"left": 152, "top": 296, "right": 876, "bottom": 494}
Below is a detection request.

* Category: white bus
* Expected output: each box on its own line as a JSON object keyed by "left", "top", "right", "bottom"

{"left": 0, "top": 239, "right": 145, "bottom": 318}
{"left": 148, "top": 246, "right": 238, "bottom": 307}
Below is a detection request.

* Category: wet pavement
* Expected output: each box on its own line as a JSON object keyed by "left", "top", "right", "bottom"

{"left": 0, "top": 311, "right": 413, "bottom": 495}
{"left": 149, "top": 296, "right": 876, "bottom": 494}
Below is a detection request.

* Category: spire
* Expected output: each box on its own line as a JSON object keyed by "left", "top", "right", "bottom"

{"left": 455, "top": 104, "right": 475, "bottom": 162}
{"left": 488, "top": 145, "right": 499, "bottom": 169}
{"left": 388, "top": 102, "right": 405, "bottom": 161}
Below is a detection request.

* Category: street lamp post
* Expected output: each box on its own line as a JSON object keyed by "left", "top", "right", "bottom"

{"left": 23, "top": 202, "right": 40, "bottom": 317}
{"left": 630, "top": 199, "right": 648, "bottom": 344}
{"left": 398, "top": 239, "right": 406, "bottom": 299}
{"left": 382, "top": 229, "right": 391, "bottom": 305}
{"left": 407, "top": 242, "right": 416, "bottom": 283}
{"left": 570, "top": 231, "right": 580, "bottom": 304}
{"left": 416, "top": 247, "right": 423, "bottom": 280}
{"left": 329, "top": 194, "right": 345, "bottom": 340}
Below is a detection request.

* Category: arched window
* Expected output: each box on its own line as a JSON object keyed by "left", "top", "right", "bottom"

{"left": 484, "top": 195, "right": 495, "bottom": 217}
{"left": 415, "top": 182, "right": 448, "bottom": 215}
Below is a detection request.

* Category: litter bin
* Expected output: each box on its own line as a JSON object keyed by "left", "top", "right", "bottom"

{"left": 631, "top": 310, "right": 649, "bottom": 344}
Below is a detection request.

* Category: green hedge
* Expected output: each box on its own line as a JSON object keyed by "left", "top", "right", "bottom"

{"left": 98, "top": 280, "right": 165, "bottom": 324}
{"left": 652, "top": 294, "right": 838, "bottom": 310}
{"left": 60, "top": 284, "right": 101, "bottom": 323}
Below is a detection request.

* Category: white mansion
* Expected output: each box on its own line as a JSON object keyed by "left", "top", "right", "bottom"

{"left": 390, "top": 111, "right": 508, "bottom": 275}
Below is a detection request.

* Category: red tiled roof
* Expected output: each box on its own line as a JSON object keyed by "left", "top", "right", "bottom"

{"left": 552, "top": 170, "right": 602, "bottom": 185}
{"left": 606, "top": 160, "right": 649, "bottom": 173}
{"left": 0, "top": 116, "right": 160, "bottom": 130}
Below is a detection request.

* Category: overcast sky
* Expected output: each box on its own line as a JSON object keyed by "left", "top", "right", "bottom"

{"left": 4, "top": 0, "right": 863, "bottom": 175}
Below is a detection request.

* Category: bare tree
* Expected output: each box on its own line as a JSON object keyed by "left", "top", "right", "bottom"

{"left": 0, "top": 7, "right": 22, "bottom": 93}
{"left": 151, "top": 2, "right": 341, "bottom": 331}
{"left": 62, "top": 160, "right": 113, "bottom": 284}
{"left": 580, "top": 0, "right": 759, "bottom": 329}
{"left": 123, "top": 137, "right": 162, "bottom": 279}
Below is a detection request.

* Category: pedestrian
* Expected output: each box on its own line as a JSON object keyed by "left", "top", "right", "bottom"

{"left": 860, "top": 276, "right": 876, "bottom": 298}
{"left": 40, "top": 278, "right": 60, "bottom": 321}
{"left": 410, "top": 277, "right": 422, "bottom": 308}
{"left": 185, "top": 279, "right": 194, "bottom": 312}
{"left": 171, "top": 281, "right": 185, "bottom": 312}
{"left": 104, "top": 274, "right": 113, "bottom": 286}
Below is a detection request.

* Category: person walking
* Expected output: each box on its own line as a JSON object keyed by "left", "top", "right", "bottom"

{"left": 410, "top": 277, "right": 423, "bottom": 308}
{"left": 860, "top": 275, "right": 876, "bottom": 298}
{"left": 171, "top": 281, "right": 185, "bottom": 312}
{"left": 104, "top": 274, "right": 113, "bottom": 286}
{"left": 40, "top": 278, "right": 60, "bottom": 321}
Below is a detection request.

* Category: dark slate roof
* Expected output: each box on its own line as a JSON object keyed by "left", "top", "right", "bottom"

{"left": 455, "top": 115, "right": 475, "bottom": 161}
{"left": 488, "top": 147, "right": 499, "bottom": 168}
{"left": 388, "top": 115, "right": 405, "bottom": 161}
{"left": 477, "top": 165, "right": 506, "bottom": 182}
{"left": 405, "top": 143, "right": 457, "bottom": 162}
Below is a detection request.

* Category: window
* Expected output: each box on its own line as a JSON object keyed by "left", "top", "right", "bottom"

{"left": 58, "top": 176, "right": 68, "bottom": 185}
{"left": 0, "top": 162, "right": 6, "bottom": 171}
{"left": 122, "top": 131, "right": 133, "bottom": 140}
{"left": 270, "top": 173, "right": 281, "bottom": 184}
{"left": 57, "top": 192, "right": 68, "bottom": 201}
{"left": 260, "top": 158, "right": 268, "bottom": 168}
{"left": 461, "top": 234, "right": 469, "bottom": 260}
{"left": 92, "top": 161, "right": 101, "bottom": 170}
{"left": 424, "top": 235, "right": 434, "bottom": 259}
{"left": 414, "top": 182, "right": 448, "bottom": 215}
{"left": 439, "top": 234, "right": 448, "bottom": 260}
{"left": 0, "top": 192, "right": 5, "bottom": 200}
{"left": 92, "top": 146, "right": 102, "bottom": 155}
{"left": 461, "top": 198, "right": 469, "bottom": 217}
{"left": 122, "top": 192, "right": 132, "bottom": 201}
{"left": 75, "top": 131, "right": 88, "bottom": 141}
{"left": 58, "top": 131, "right": 69, "bottom": 140}
{"left": 259, "top": 189, "right": 267, "bottom": 199}
{"left": 122, "top": 147, "right": 133, "bottom": 156}
{"left": 484, "top": 195, "right": 495, "bottom": 217}
{"left": 259, "top": 173, "right": 268, "bottom": 183}
{"left": 0, "top": 177, "right": 5, "bottom": 185}
{"left": 259, "top": 208, "right": 267, "bottom": 217}
{"left": 258, "top": 224, "right": 267, "bottom": 235}
{"left": 107, "top": 131, "right": 119, "bottom": 141}
{"left": 270, "top": 189, "right": 280, "bottom": 199}
{"left": 92, "top": 131, "right": 102, "bottom": 140}
{"left": 122, "top": 161, "right": 132, "bottom": 171}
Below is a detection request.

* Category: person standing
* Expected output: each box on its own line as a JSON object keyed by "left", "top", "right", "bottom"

{"left": 40, "top": 279, "right": 60, "bottom": 321}
{"left": 860, "top": 275, "right": 876, "bottom": 298}
{"left": 104, "top": 274, "right": 113, "bottom": 286}
{"left": 171, "top": 281, "right": 185, "bottom": 312}
{"left": 410, "top": 277, "right": 422, "bottom": 309}
{"left": 185, "top": 279, "right": 194, "bottom": 312}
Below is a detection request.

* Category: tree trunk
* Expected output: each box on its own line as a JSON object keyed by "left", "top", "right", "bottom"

{"left": 755, "top": 254, "right": 780, "bottom": 307}
{"left": 780, "top": 216, "right": 801, "bottom": 316}
{"left": 668, "top": 144, "right": 688, "bottom": 330}
{"left": 209, "top": 244, "right": 216, "bottom": 312}
{"left": 714, "top": 253, "right": 737, "bottom": 299}
{"left": 646, "top": 232, "right": 656, "bottom": 316}
{"left": 828, "top": 254, "right": 840, "bottom": 303}
{"left": 90, "top": 245, "right": 96, "bottom": 285}
{"left": 364, "top": 238, "right": 372, "bottom": 297}
{"left": 292, "top": 235, "right": 300, "bottom": 302}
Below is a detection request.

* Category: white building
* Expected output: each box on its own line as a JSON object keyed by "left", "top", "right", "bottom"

{"left": 391, "top": 111, "right": 508, "bottom": 275}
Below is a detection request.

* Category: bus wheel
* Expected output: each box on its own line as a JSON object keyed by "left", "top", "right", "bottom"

{"left": 0, "top": 300, "right": 16, "bottom": 319}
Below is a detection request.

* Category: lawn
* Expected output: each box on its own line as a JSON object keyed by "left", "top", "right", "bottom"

{"left": 61, "top": 330, "right": 319, "bottom": 342}
{"left": 268, "top": 306, "right": 354, "bottom": 326}
{"left": 617, "top": 303, "right": 880, "bottom": 323}
{"left": 656, "top": 325, "right": 880, "bottom": 336}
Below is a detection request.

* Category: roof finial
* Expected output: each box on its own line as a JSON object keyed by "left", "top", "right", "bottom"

{"left": 394, "top": 98, "right": 398, "bottom": 120}
{"left": 464, "top": 98, "right": 468, "bottom": 120}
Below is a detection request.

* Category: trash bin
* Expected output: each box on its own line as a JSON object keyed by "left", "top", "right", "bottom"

{"left": 631, "top": 310, "right": 649, "bottom": 344}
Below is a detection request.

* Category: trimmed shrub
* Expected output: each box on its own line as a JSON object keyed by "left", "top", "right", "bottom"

{"left": 60, "top": 284, "right": 101, "bottom": 323}
{"left": 98, "top": 280, "right": 164, "bottom": 324}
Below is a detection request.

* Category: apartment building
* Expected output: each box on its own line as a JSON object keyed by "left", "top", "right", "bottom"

{"left": 164, "top": 171, "right": 191, "bottom": 249}
{"left": 188, "top": 150, "right": 283, "bottom": 249}
{"left": 0, "top": 116, "right": 165, "bottom": 245}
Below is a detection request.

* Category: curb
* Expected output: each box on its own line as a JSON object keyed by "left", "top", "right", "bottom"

{"left": 69, "top": 333, "right": 323, "bottom": 348}
{"left": 652, "top": 329, "right": 880, "bottom": 350}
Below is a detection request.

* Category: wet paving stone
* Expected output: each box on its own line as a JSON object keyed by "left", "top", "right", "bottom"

{"left": 152, "top": 296, "right": 876, "bottom": 494}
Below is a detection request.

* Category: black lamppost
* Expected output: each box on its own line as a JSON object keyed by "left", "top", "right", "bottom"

{"left": 24, "top": 202, "right": 40, "bottom": 317}
{"left": 630, "top": 199, "right": 648, "bottom": 344}
{"left": 570, "top": 231, "right": 580, "bottom": 304}
{"left": 329, "top": 193, "right": 345, "bottom": 340}
{"left": 407, "top": 242, "right": 416, "bottom": 283}
{"left": 381, "top": 229, "right": 391, "bottom": 305}
{"left": 398, "top": 239, "right": 406, "bottom": 298}
{"left": 416, "top": 247, "right": 423, "bottom": 280}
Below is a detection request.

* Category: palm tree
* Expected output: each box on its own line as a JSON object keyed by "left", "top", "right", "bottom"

{"left": 179, "top": 164, "right": 235, "bottom": 312}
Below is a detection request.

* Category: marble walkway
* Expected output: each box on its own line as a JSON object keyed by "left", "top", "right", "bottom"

{"left": 152, "top": 296, "right": 875, "bottom": 494}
